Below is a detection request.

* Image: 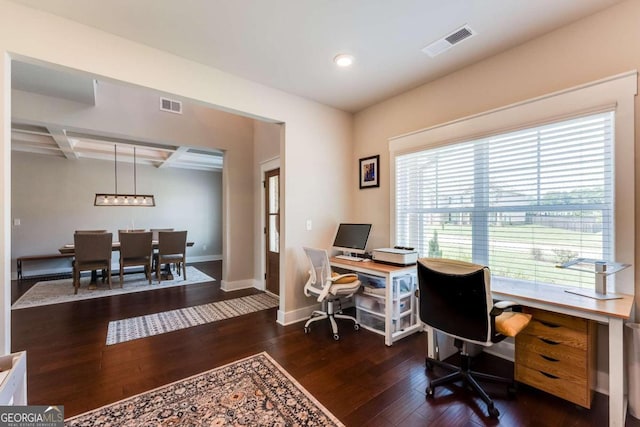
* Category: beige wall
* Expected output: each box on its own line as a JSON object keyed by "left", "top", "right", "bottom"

{"left": 352, "top": 0, "right": 640, "bottom": 390}
{"left": 253, "top": 121, "right": 282, "bottom": 288}
{"left": 354, "top": 0, "right": 640, "bottom": 295}
{"left": 0, "top": 0, "right": 353, "bottom": 353}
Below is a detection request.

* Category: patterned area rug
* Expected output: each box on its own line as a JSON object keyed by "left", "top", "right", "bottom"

{"left": 12, "top": 266, "right": 214, "bottom": 310}
{"left": 106, "top": 293, "right": 279, "bottom": 345}
{"left": 65, "top": 352, "right": 344, "bottom": 426}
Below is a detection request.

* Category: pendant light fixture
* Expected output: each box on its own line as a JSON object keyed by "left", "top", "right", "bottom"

{"left": 94, "top": 144, "right": 156, "bottom": 207}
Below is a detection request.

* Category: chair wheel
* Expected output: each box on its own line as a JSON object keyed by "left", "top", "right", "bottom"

{"left": 426, "top": 385, "right": 435, "bottom": 398}
{"left": 354, "top": 323, "right": 360, "bottom": 331}
{"left": 333, "top": 334, "right": 340, "bottom": 340}
{"left": 488, "top": 404, "right": 500, "bottom": 418}
{"left": 425, "top": 361, "right": 434, "bottom": 371}
{"left": 304, "top": 327, "right": 310, "bottom": 334}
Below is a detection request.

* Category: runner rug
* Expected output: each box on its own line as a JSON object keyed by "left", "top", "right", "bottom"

{"left": 12, "top": 266, "right": 213, "bottom": 310}
{"left": 65, "top": 352, "right": 344, "bottom": 426}
{"left": 106, "top": 292, "right": 279, "bottom": 345}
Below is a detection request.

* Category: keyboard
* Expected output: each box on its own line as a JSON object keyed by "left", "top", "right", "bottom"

{"left": 335, "top": 255, "right": 363, "bottom": 262}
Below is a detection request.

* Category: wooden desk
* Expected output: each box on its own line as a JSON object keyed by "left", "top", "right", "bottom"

{"left": 490, "top": 280, "right": 633, "bottom": 427}
{"left": 330, "top": 258, "right": 421, "bottom": 346}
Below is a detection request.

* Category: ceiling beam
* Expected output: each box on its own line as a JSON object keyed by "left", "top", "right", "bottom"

{"left": 48, "top": 126, "right": 78, "bottom": 159}
{"left": 157, "top": 146, "right": 189, "bottom": 169}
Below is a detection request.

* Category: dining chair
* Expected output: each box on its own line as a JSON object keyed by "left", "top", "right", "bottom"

{"left": 156, "top": 231, "right": 187, "bottom": 283}
{"left": 118, "top": 231, "right": 153, "bottom": 285}
{"left": 118, "top": 229, "right": 146, "bottom": 234}
{"left": 73, "top": 232, "right": 113, "bottom": 294}
{"left": 150, "top": 228, "right": 174, "bottom": 271}
{"left": 150, "top": 228, "right": 174, "bottom": 241}
{"left": 75, "top": 229, "right": 108, "bottom": 234}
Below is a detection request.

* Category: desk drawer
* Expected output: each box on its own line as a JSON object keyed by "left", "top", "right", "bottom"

{"left": 515, "top": 365, "right": 590, "bottom": 408}
{"left": 520, "top": 315, "right": 588, "bottom": 350}
{"left": 524, "top": 307, "right": 588, "bottom": 333}
{"left": 516, "top": 334, "right": 588, "bottom": 372}
{"left": 515, "top": 336, "right": 586, "bottom": 382}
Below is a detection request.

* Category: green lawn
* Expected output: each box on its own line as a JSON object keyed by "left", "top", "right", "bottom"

{"left": 425, "top": 223, "right": 602, "bottom": 288}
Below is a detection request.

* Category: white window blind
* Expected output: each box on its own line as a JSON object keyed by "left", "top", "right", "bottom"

{"left": 395, "top": 111, "right": 614, "bottom": 289}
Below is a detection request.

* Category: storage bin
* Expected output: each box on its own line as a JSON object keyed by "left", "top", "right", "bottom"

{"left": 392, "top": 314, "right": 412, "bottom": 332}
{"left": 355, "top": 293, "right": 381, "bottom": 312}
{"left": 358, "top": 311, "right": 385, "bottom": 332}
{"left": 357, "top": 273, "right": 386, "bottom": 289}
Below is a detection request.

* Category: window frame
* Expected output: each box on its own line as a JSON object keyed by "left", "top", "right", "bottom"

{"left": 389, "top": 72, "right": 637, "bottom": 295}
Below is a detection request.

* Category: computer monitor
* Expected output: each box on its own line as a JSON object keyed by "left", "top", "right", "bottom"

{"left": 332, "top": 223, "right": 372, "bottom": 255}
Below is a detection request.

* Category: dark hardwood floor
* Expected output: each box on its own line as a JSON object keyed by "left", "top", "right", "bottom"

{"left": 10, "top": 261, "right": 640, "bottom": 426}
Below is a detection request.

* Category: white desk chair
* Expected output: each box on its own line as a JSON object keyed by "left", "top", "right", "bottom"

{"left": 303, "top": 247, "right": 362, "bottom": 340}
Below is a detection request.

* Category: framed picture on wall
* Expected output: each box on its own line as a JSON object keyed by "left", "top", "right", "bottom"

{"left": 359, "top": 155, "right": 380, "bottom": 189}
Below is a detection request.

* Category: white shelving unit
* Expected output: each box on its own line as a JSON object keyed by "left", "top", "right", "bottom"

{"left": 330, "top": 258, "right": 420, "bottom": 346}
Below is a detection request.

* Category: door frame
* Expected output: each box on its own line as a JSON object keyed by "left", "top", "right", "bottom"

{"left": 259, "top": 157, "right": 280, "bottom": 293}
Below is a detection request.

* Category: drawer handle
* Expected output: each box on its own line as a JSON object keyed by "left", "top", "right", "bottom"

{"left": 539, "top": 371, "right": 559, "bottom": 379}
{"left": 540, "top": 354, "right": 559, "bottom": 362}
{"left": 538, "top": 337, "right": 560, "bottom": 345}
{"left": 538, "top": 320, "right": 560, "bottom": 328}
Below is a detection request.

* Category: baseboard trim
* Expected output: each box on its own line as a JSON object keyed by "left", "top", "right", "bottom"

{"left": 277, "top": 304, "right": 319, "bottom": 326}
{"left": 189, "top": 254, "right": 222, "bottom": 263}
{"left": 220, "top": 278, "right": 260, "bottom": 292}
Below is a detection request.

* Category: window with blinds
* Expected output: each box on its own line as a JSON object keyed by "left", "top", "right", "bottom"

{"left": 395, "top": 111, "right": 614, "bottom": 289}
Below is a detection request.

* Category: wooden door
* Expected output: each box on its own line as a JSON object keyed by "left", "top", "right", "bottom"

{"left": 265, "top": 168, "right": 280, "bottom": 295}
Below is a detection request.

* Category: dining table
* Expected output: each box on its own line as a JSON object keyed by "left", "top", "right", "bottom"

{"left": 59, "top": 240, "right": 195, "bottom": 282}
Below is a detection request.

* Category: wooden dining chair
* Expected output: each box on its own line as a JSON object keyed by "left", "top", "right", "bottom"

{"left": 150, "top": 228, "right": 174, "bottom": 241}
{"left": 118, "top": 231, "right": 153, "bottom": 285}
{"left": 150, "top": 228, "right": 174, "bottom": 271}
{"left": 156, "top": 231, "right": 187, "bottom": 283}
{"left": 73, "top": 232, "right": 113, "bottom": 294}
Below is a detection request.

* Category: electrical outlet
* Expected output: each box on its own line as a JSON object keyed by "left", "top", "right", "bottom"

{"left": 306, "top": 220, "right": 312, "bottom": 231}
{"left": 13, "top": 218, "right": 20, "bottom": 226}
{"left": 203, "top": 244, "right": 207, "bottom": 251}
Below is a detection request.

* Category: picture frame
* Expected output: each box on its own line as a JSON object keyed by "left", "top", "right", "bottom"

{"left": 359, "top": 155, "right": 380, "bottom": 189}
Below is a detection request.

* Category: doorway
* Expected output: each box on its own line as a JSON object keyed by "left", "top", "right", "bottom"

{"left": 264, "top": 168, "right": 280, "bottom": 295}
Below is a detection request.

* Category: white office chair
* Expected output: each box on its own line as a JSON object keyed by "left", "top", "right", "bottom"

{"left": 303, "top": 247, "right": 362, "bottom": 340}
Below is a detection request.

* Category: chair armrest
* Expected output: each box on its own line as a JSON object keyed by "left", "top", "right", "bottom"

{"left": 490, "top": 300, "right": 522, "bottom": 317}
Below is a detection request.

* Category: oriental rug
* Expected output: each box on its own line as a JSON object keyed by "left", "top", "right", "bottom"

{"left": 65, "top": 352, "right": 344, "bottom": 426}
{"left": 106, "top": 292, "right": 279, "bottom": 345}
{"left": 12, "top": 266, "right": 214, "bottom": 310}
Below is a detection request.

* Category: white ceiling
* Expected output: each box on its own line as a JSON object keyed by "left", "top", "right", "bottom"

{"left": 9, "top": 0, "right": 624, "bottom": 112}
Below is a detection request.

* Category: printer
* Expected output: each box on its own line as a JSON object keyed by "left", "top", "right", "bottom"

{"left": 372, "top": 248, "right": 418, "bottom": 266}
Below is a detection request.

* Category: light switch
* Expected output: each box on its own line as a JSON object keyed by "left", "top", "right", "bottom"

{"left": 13, "top": 218, "right": 20, "bottom": 226}
{"left": 306, "top": 219, "right": 312, "bottom": 231}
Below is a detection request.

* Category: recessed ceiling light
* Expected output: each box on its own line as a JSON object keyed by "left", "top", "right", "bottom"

{"left": 333, "top": 54, "right": 354, "bottom": 67}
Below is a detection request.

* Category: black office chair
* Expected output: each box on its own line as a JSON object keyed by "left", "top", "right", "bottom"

{"left": 417, "top": 258, "right": 531, "bottom": 418}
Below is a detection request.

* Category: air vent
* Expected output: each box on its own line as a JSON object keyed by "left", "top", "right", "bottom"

{"left": 422, "top": 25, "right": 476, "bottom": 58}
{"left": 159, "top": 97, "right": 182, "bottom": 114}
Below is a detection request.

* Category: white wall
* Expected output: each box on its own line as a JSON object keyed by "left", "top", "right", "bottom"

{"left": 0, "top": 0, "right": 353, "bottom": 353}
{"left": 11, "top": 151, "right": 222, "bottom": 277}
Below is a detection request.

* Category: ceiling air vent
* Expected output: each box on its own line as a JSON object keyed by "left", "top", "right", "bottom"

{"left": 422, "top": 25, "right": 476, "bottom": 58}
{"left": 159, "top": 97, "right": 182, "bottom": 114}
